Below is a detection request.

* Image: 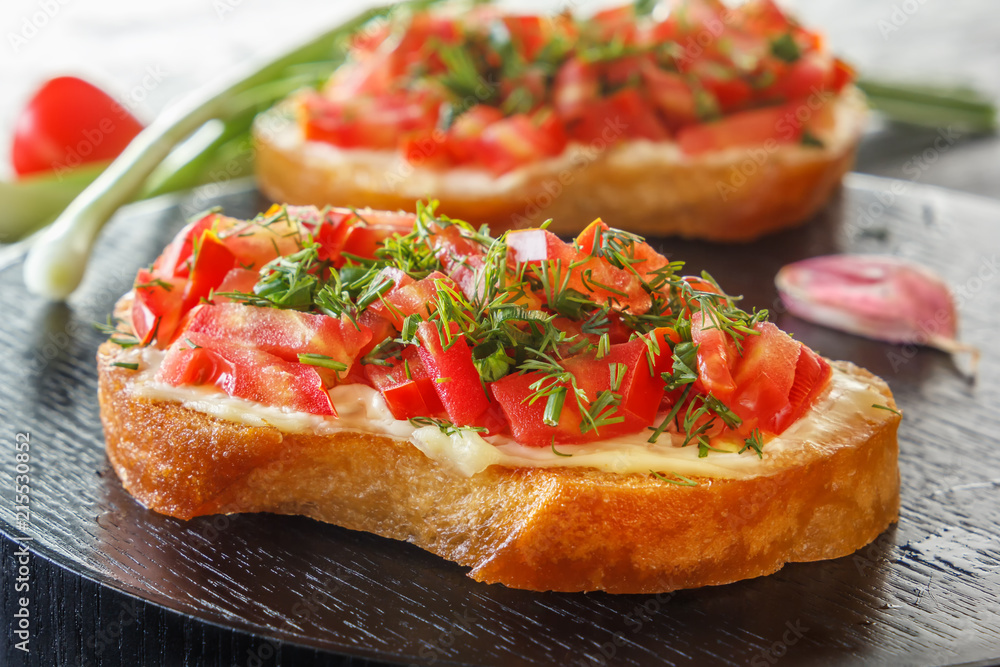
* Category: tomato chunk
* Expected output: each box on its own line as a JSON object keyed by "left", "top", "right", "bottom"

{"left": 490, "top": 371, "right": 586, "bottom": 446}
{"left": 691, "top": 310, "right": 740, "bottom": 402}
{"left": 678, "top": 103, "right": 802, "bottom": 155}
{"left": 213, "top": 268, "right": 260, "bottom": 302}
{"left": 507, "top": 227, "right": 652, "bottom": 315}
{"left": 217, "top": 211, "right": 309, "bottom": 271}
{"left": 640, "top": 64, "right": 699, "bottom": 128}
{"left": 771, "top": 345, "right": 830, "bottom": 432}
{"left": 570, "top": 87, "right": 667, "bottom": 144}
{"left": 574, "top": 219, "right": 670, "bottom": 280}
{"left": 491, "top": 339, "right": 665, "bottom": 446}
{"left": 182, "top": 231, "right": 236, "bottom": 311}
{"left": 338, "top": 210, "right": 417, "bottom": 263}
{"left": 416, "top": 322, "right": 490, "bottom": 426}
{"left": 366, "top": 268, "right": 446, "bottom": 329}
{"left": 564, "top": 339, "right": 665, "bottom": 433}
{"left": 183, "top": 303, "right": 372, "bottom": 374}
{"left": 154, "top": 212, "right": 224, "bottom": 279}
{"left": 132, "top": 269, "right": 186, "bottom": 347}
{"left": 157, "top": 332, "right": 335, "bottom": 415}
{"left": 365, "top": 349, "right": 445, "bottom": 420}
{"left": 554, "top": 57, "right": 600, "bottom": 122}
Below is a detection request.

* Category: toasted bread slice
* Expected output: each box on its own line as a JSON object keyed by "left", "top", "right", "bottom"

{"left": 253, "top": 87, "right": 866, "bottom": 241}
{"left": 98, "top": 329, "right": 899, "bottom": 594}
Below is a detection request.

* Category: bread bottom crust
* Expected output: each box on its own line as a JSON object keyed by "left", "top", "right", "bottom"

{"left": 98, "top": 341, "right": 900, "bottom": 594}
{"left": 253, "top": 89, "right": 866, "bottom": 241}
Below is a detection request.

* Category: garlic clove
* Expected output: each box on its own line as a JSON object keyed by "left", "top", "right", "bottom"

{"left": 775, "top": 254, "right": 980, "bottom": 374}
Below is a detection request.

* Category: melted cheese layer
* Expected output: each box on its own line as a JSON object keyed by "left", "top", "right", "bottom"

{"left": 123, "top": 348, "right": 886, "bottom": 479}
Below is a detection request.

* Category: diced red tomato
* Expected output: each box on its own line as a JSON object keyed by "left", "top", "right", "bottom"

{"left": 570, "top": 87, "right": 668, "bottom": 144}
{"left": 131, "top": 269, "right": 186, "bottom": 347}
{"left": 471, "top": 113, "right": 568, "bottom": 175}
{"left": 213, "top": 268, "right": 259, "bottom": 302}
{"left": 677, "top": 102, "right": 802, "bottom": 155}
{"left": 691, "top": 310, "right": 739, "bottom": 402}
{"left": 415, "top": 322, "right": 490, "bottom": 426}
{"left": 728, "top": 323, "right": 820, "bottom": 433}
{"left": 367, "top": 268, "right": 447, "bottom": 330}
{"left": 217, "top": 213, "right": 308, "bottom": 271}
{"left": 563, "top": 339, "right": 665, "bottom": 433}
{"left": 829, "top": 58, "right": 855, "bottom": 93}
{"left": 337, "top": 209, "right": 416, "bottom": 263}
{"left": 591, "top": 5, "right": 639, "bottom": 43}
{"left": 503, "top": 15, "right": 549, "bottom": 61}
{"left": 490, "top": 371, "right": 587, "bottom": 446}
{"left": 446, "top": 105, "right": 506, "bottom": 164}
{"left": 603, "top": 54, "right": 654, "bottom": 90}
{"left": 766, "top": 51, "right": 833, "bottom": 102}
{"left": 574, "top": 218, "right": 670, "bottom": 280}
{"left": 768, "top": 344, "right": 829, "bottom": 432}
{"left": 356, "top": 309, "right": 396, "bottom": 361}
{"left": 424, "top": 223, "right": 489, "bottom": 300}
{"left": 506, "top": 227, "right": 652, "bottom": 315}
{"left": 154, "top": 212, "right": 223, "bottom": 279}
{"left": 640, "top": 64, "right": 700, "bottom": 128}
{"left": 281, "top": 205, "right": 325, "bottom": 227}
{"left": 183, "top": 303, "right": 371, "bottom": 375}
{"left": 181, "top": 231, "right": 236, "bottom": 311}
{"left": 303, "top": 90, "right": 440, "bottom": 150}
{"left": 365, "top": 349, "right": 445, "bottom": 420}
{"left": 550, "top": 315, "right": 630, "bottom": 356}
{"left": 490, "top": 340, "right": 664, "bottom": 446}
{"left": 554, "top": 57, "right": 600, "bottom": 122}
{"left": 157, "top": 332, "right": 335, "bottom": 415}
{"left": 739, "top": 0, "right": 794, "bottom": 36}
{"left": 401, "top": 129, "right": 449, "bottom": 166}
{"left": 689, "top": 61, "right": 753, "bottom": 112}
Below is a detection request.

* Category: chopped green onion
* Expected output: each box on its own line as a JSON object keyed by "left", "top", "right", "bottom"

{"left": 298, "top": 353, "right": 348, "bottom": 372}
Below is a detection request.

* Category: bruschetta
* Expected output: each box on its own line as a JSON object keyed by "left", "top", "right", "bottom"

{"left": 97, "top": 203, "right": 900, "bottom": 593}
{"left": 254, "top": 0, "right": 866, "bottom": 240}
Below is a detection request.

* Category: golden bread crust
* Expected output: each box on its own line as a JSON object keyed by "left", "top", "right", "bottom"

{"left": 98, "top": 335, "right": 899, "bottom": 594}
{"left": 252, "top": 88, "right": 866, "bottom": 241}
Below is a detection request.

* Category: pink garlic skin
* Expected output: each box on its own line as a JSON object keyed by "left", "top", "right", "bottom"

{"left": 775, "top": 255, "right": 959, "bottom": 345}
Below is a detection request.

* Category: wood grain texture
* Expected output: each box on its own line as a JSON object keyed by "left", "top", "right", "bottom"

{"left": 2, "top": 175, "right": 1000, "bottom": 666}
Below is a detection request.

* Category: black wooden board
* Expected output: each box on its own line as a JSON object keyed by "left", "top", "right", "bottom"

{"left": 1, "top": 174, "right": 999, "bottom": 666}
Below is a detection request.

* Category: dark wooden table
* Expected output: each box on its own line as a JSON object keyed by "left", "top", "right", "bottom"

{"left": 2, "top": 1, "right": 999, "bottom": 666}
